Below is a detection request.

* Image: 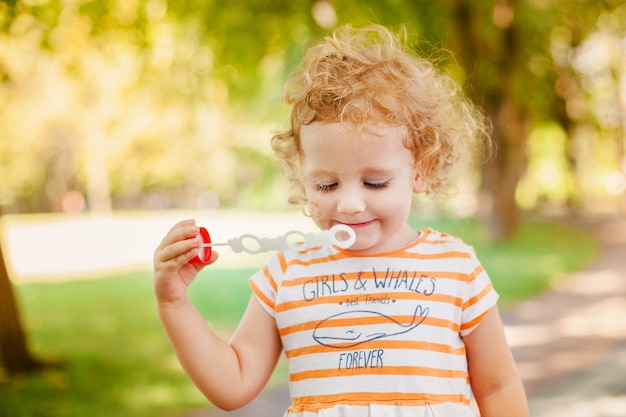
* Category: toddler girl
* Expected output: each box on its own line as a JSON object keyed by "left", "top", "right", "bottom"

{"left": 153, "top": 24, "right": 529, "bottom": 417}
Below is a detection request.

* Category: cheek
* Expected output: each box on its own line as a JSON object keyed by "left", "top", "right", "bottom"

{"left": 303, "top": 188, "right": 324, "bottom": 211}
{"left": 307, "top": 192, "right": 332, "bottom": 212}
{"left": 305, "top": 193, "right": 335, "bottom": 225}
{"left": 373, "top": 186, "right": 413, "bottom": 212}
{"left": 304, "top": 187, "right": 321, "bottom": 208}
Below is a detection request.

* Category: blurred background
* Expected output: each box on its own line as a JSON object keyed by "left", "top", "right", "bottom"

{"left": 0, "top": 0, "right": 625, "bottom": 416}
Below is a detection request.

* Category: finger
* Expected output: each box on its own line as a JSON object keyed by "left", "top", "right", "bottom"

{"left": 155, "top": 234, "right": 201, "bottom": 267}
{"left": 188, "top": 249, "right": 220, "bottom": 272}
{"left": 203, "top": 250, "right": 220, "bottom": 266}
{"left": 157, "top": 219, "right": 199, "bottom": 250}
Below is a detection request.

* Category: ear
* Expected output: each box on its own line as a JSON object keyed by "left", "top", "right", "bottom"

{"left": 413, "top": 158, "right": 432, "bottom": 193}
{"left": 413, "top": 175, "right": 427, "bottom": 193}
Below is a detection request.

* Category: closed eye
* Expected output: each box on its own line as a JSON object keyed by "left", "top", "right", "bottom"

{"left": 364, "top": 181, "right": 389, "bottom": 189}
{"left": 317, "top": 183, "right": 338, "bottom": 192}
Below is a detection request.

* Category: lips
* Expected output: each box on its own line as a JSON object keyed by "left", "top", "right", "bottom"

{"left": 337, "top": 219, "right": 375, "bottom": 229}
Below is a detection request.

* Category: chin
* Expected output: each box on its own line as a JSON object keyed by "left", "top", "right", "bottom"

{"left": 347, "top": 238, "right": 378, "bottom": 253}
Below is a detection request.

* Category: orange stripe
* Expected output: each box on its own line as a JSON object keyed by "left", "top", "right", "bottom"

{"left": 466, "top": 264, "right": 484, "bottom": 283}
{"left": 280, "top": 314, "right": 420, "bottom": 336}
{"left": 290, "top": 392, "right": 470, "bottom": 410}
{"left": 426, "top": 316, "right": 461, "bottom": 332}
{"left": 290, "top": 365, "right": 468, "bottom": 381}
{"left": 329, "top": 249, "right": 472, "bottom": 261}
{"left": 277, "top": 252, "right": 288, "bottom": 274}
{"left": 261, "top": 265, "right": 278, "bottom": 293}
{"left": 249, "top": 280, "right": 275, "bottom": 311}
{"left": 462, "top": 281, "right": 493, "bottom": 311}
{"left": 282, "top": 248, "right": 472, "bottom": 269}
{"left": 383, "top": 250, "right": 472, "bottom": 261}
{"left": 284, "top": 252, "right": 349, "bottom": 268}
{"left": 460, "top": 307, "right": 491, "bottom": 332}
{"left": 285, "top": 339, "right": 466, "bottom": 358}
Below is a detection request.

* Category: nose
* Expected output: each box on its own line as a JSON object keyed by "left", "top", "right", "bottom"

{"left": 337, "top": 187, "right": 366, "bottom": 214}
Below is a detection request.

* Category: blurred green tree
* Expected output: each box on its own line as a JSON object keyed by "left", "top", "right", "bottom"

{"left": 273, "top": 0, "right": 624, "bottom": 238}
{"left": 0, "top": 0, "right": 624, "bottom": 230}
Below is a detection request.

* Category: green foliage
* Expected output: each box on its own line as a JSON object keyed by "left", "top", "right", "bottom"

{"left": 1, "top": 268, "right": 255, "bottom": 417}
{"left": 0, "top": 219, "right": 597, "bottom": 416}
{"left": 516, "top": 122, "right": 574, "bottom": 209}
{"left": 477, "top": 221, "right": 598, "bottom": 306}
{"left": 0, "top": 0, "right": 624, "bottom": 214}
{"left": 0, "top": 0, "right": 290, "bottom": 212}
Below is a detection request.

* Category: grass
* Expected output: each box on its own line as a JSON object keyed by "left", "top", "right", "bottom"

{"left": 0, "top": 218, "right": 598, "bottom": 417}
{"left": 1, "top": 268, "right": 256, "bottom": 417}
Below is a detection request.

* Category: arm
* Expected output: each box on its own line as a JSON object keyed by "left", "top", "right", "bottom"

{"left": 154, "top": 220, "right": 283, "bottom": 410}
{"left": 463, "top": 306, "right": 529, "bottom": 417}
{"left": 158, "top": 295, "right": 282, "bottom": 410}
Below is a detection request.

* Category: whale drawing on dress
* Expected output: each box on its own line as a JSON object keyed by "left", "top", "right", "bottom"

{"left": 313, "top": 304, "right": 430, "bottom": 348}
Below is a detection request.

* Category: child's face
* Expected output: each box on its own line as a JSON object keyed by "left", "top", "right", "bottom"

{"left": 300, "top": 121, "right": 426, "bottom": 253}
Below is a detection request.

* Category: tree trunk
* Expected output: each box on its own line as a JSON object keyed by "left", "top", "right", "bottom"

{"left": 452, "top": 0, "right": 527, "bottom": 240}
{"left": 0, "top": 214, "right": 44, "bottom": 375}
{"left": 481, "top": 98, "right": 528, "bottom": 238}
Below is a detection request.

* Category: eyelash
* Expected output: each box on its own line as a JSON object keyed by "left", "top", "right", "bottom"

{"left": 317, "top": 183, "right": 337, "bottom": 192}
{"left": 316, "top": 181, "right": 389, "bottom": 192}
{"left": 365, "top": 181, "right": 389, "bottom": 189}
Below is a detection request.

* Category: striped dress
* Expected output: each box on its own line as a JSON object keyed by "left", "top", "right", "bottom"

{"left": 249, "top": 228, "right": 498, "bottom": 417}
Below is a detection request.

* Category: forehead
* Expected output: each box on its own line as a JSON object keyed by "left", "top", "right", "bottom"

{"left": 300, "top": 122, "right": 413, "bottom": 172}
{"left": 300, "top": 122, "right": 408, "bottom": 152}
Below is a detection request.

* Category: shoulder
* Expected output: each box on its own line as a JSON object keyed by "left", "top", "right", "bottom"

{"left": 281, "top": 244, "right": 347, "bottom": 265}
{"left": 258, "top": 245, "right": 346, "bottom": 280}
{"left": 417, "top": 227, "right": 475, "bottom": 253}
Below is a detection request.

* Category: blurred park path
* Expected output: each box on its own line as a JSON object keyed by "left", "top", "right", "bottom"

{"left": 176, "top": 214, "right": 626, "bottom": 417}
{"left": 518, "top": 215, "right": 626, "bottom": 416}
{"left": 1, "top": 210, "right": 314, "bottom": 282}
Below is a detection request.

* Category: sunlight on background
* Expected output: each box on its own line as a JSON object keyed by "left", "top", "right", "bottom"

{"left": 0, "top": 0, "right": 287, "bottom": 215}
{"left": 0, "top": 210, "right": 313, "bottom": 282}
{"left": 0, "top": 1, "right": 625, "bottom": 217}
{"left": 1, "top": 2, "right": 626, "bottom": 417}
{"left": 516, "top": 123, "right": 572, "bottom": 210}
{"left": 605, "top": 171, "right": 626, "bottom": 196}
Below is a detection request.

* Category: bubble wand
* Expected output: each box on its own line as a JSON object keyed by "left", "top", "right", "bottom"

{"left": 190, "top": 224, "right": 356, "bottom": 264}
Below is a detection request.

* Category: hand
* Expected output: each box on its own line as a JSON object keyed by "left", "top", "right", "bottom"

{"left": 153, "top": 219, "right": 219, "bottom": 304}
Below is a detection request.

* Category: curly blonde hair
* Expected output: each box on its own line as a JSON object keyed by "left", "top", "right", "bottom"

{"left": 271, "top": 24, "right": 491, "bottom": 208}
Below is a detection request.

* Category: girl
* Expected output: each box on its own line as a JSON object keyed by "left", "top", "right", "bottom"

{"left": 153, "top": 24, "right": 529, "bottom": 417}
